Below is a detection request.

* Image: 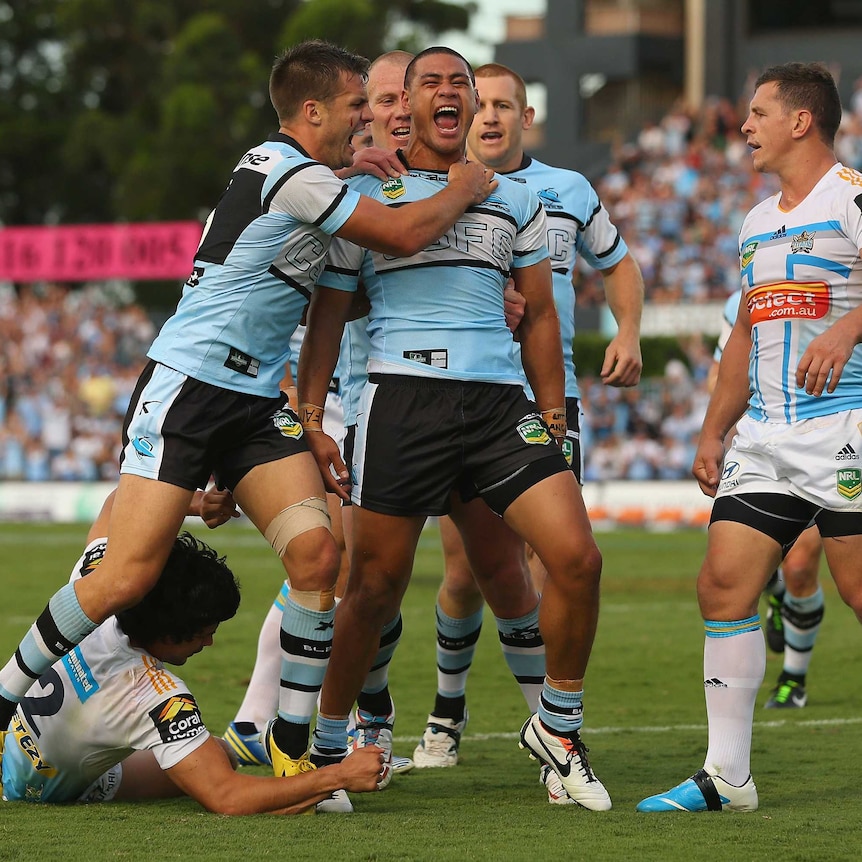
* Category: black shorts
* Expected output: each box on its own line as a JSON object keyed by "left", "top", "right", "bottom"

{"left": 563, "top": 396, "right": 583, "bottom": 484}
{"left": 120, "top": 360, "right": 308, "bottom": 492}
{"left": 351, "top": 373, "right": 568, "bottom": 517}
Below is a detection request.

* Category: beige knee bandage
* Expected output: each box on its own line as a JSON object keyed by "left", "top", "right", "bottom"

{"left": 290, "top": 586, "right": 336, "bottom": 612}
{"left": 264, "top": 496, "right": 331, "bottom": 558}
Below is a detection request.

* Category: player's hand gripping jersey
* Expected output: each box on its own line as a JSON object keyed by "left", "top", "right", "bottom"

{"left": 738, "top": 164, "right": 862, "bottom": 422}
{"left": 318, "top": 165, "right": 548, "bottom": 385}
{"left": 148, "top": 134, "right": 361, "bottom": 396}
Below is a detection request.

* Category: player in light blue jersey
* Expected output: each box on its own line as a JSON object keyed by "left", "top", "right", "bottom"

{"left": 713, "top": 290, "right": 827, "bottom": 710}
{"left": 408, "top": 64, "right": 644, "bottom": 800}
{"left": 639, "top": 62, "right": 862, "bottom": 814}
{"left": 0, "top": 40, "right": 497, "bottom": 785}
{"left": 299, "top": 47, "right": 613, "bottom": 811}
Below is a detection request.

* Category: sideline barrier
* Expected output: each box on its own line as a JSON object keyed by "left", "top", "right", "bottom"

{"left": 0, "top": 481, "right": 714, "bottom": 529}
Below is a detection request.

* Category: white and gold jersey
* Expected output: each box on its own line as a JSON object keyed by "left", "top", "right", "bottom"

{"left": 738, "top": 163, "right": 862, "bottom": 422}
{"left": 1, "top": 540, "right": 209, "bottom": 803}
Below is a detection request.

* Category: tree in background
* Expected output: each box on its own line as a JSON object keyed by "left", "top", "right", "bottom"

{"left": 0, "top": 0, "right": 472, "bottom": 226}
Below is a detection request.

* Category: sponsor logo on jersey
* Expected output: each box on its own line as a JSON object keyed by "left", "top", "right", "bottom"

{"left": 149, "top": 694, "right": 205, "bottom": 744}
{"left": 769, "top": 225, "right": 786, "bottom": 240}
{"left": 790, "top": 230, "right": 816, "bottom": 254}
{"left": 516, "top": 418, "right": 551, "bottom": 446}
{"left": 185, "top": 265, "right": 204, "bottom": 288}
{"left": 740, "top": 240, "right": 758, "bottom": 269}
{"left": 224, "top": 347, "right": 260, "bottom": 378}
{"left": 747, "top": 281, "right": 829, "bottom": 324}
{"left": 836, "top": 468, "right": 862, "bottom": 500}
{"left": 271, "top": 409, "right": 303, "bottom": 439}
{"left": 835, "top": 444, "right": 859, "bottom": 461}
{"left": 718, "top": 459, "right": 741, "bottom": 491}
{"left": 11, "top": 713, "right": 57, "bottom": 777}
{"left": 381, "top": 178, "right": 405, "bottom": 200}
{"left": 62, "top": 646, "right": 100, "bottom": 703}
{"left": 402, "top": 348, "right": 448, "bottom": 368}
{"left": 132, "top": 436, "right": 154, "bottom": 459}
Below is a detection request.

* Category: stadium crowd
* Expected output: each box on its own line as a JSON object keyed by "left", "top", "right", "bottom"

{"left": 2, "top": 78, "right": 862, "bottom": 484}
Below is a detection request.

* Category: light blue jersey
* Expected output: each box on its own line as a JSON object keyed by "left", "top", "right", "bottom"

{"left": 714, "top": 289, "right": 743, "bottom": 362}
{"left": 339, "top": 317, "right": 371, "bottom": 427}
{"left": 319, "top": 164, "right": 548, "bottom": 385}
{"left": 148, "top": 133, "right": 361, "bottom": 396}
{"left": 737, "top": 164, "right": 862, "bottom": 422}
{"left": 505, "top": 156, "right": 628, "bottom": 399}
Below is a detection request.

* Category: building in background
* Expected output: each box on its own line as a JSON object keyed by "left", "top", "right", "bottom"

{"left": 495, "top": 0, "right": 862, "bottom": 179}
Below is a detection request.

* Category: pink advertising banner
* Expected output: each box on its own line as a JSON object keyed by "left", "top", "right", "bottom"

{"left": 0, "top": 222, "right": 203, "bottom": 282}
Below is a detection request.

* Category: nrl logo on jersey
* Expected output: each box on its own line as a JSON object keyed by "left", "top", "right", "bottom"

{"left": 790, "top": 230, "right": 815, "bottom": 254}
{"left": 741, "top": 240, "right": 758, "bottom": 268}
{"left": 381, "top": 178, "right": 405, "bottom": 200}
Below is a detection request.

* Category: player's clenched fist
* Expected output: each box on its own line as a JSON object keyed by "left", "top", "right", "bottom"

{"left": 448, "top": 160, "right": 498, "bottom": 204}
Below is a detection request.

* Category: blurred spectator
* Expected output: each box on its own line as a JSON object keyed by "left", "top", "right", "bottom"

{"left": 0, "top": 282, "right": 155, "bottom": 481}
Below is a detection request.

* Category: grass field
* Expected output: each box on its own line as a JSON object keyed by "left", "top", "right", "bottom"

{"left": 1, "top": 522, "right": 860, "bottom": 862}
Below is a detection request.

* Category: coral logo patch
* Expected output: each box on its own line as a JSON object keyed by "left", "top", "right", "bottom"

{"left": 148, "top": 694, "right": 205, "bottom": 743}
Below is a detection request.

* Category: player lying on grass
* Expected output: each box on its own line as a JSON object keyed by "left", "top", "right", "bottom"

{"left": 0, "top": 490, "right": 384, "bottom": 814}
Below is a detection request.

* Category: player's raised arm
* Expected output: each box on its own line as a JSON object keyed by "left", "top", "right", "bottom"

{"left": 336, "top": 162, "right": 496, "bottom": 257}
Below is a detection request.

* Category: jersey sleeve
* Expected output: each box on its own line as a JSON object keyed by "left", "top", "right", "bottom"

{"left": 714, "top": 290, "right": 742, "bottom": 360}
{"left": 838, "top": 167, "right": 862, "bottom": 250}
{"left": 577, "top": 198, "right": 628, "bottom": 271}
{"left": 317, "top": 236, "right": 364, "bottom": 292}
{"left": 267, "top": 162, "right": 361, "bottom": 235}
{"left": 512, "top": 200, "right": 550, "bottom": 269}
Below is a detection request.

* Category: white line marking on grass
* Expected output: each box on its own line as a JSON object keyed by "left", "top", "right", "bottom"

{"left": 393, "top": 716, "right": 862, "bottom": 744}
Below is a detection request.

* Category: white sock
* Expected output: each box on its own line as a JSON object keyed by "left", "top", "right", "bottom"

{"left": 232, "top": 590, "right": 284, "bottom": 728}
{"left": 702, "top": 618, "right": 765, "bottom": 786}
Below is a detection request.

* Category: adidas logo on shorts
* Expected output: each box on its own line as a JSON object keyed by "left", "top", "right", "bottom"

{"left": 703, "top": 678, "right": 727, "bottom": 688}
{"left": 834, "top": 444, "right": 859, "bottom": 461}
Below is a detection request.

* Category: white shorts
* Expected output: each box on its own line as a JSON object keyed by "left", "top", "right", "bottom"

{"left": 78, "top": 763, "right": 123, "bottom": 803}
{"left": 716, "top": 409, "right": 862, "bottom": 511}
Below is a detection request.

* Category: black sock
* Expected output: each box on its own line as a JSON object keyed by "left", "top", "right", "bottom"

{"left": 433, "top": 694, "right": 465, "bottom": 723}
{"left": 273, "top": 719, "right": 309, "bottom": 759}
{"left": 356, "top": 687, "right": 393, "bottom": 717}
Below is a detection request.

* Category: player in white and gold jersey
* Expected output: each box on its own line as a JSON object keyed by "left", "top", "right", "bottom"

{"left": 640, "top": 61, "right": 862, "bottom": 814}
